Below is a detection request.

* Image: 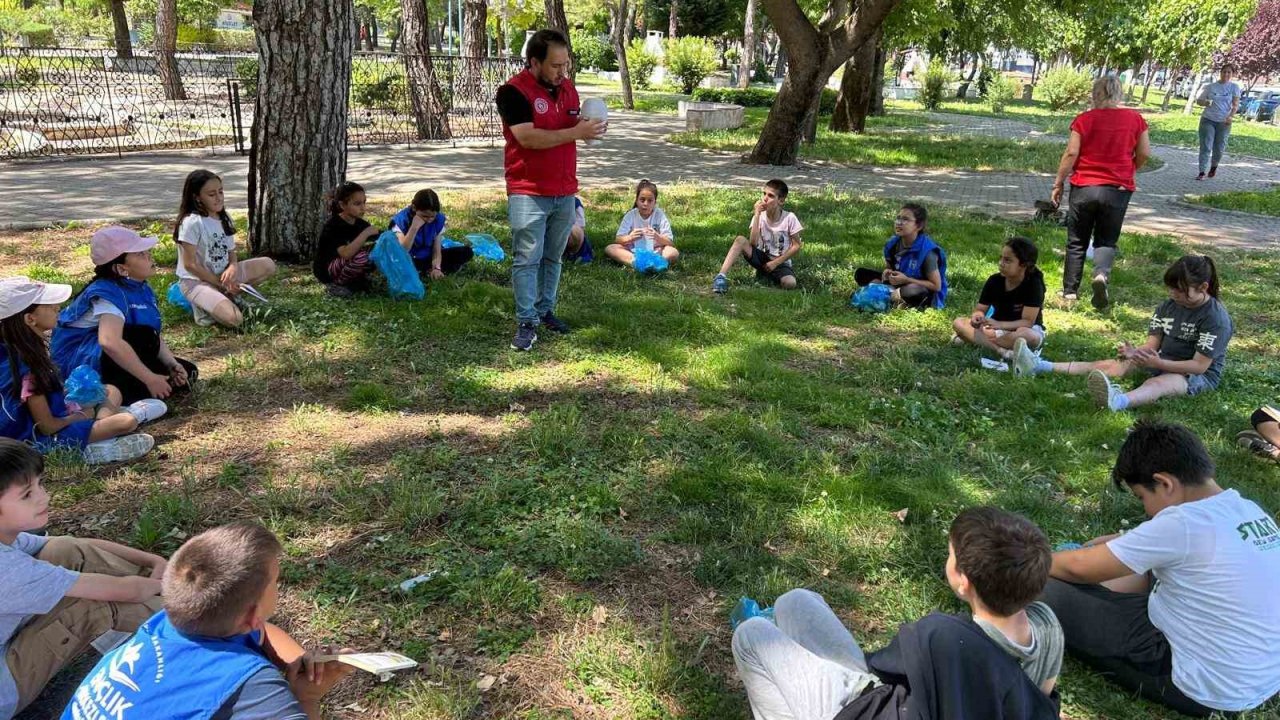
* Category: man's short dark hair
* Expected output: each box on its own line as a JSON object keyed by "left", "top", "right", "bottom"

{"left": 949, "top": 507, "right": 1051, "bottom": 617}
{"left": 163, "top": 522, "right": 283, "bottom": 637}
{"left": 526, "top": 29, "right": 568, "bottom": 64}
{"left": 1112, "top": 420, "right": 1214, "bottom": 491}
{"left": 765, "top": 178, "right": 789, "bottom": 200}
{"left": 0, "top": 438, "right": 42, "bottom": 496}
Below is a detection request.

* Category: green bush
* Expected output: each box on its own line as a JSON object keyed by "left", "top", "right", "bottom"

{"left": 627, "top": 37, "right": 658, "bottom": 90}
{"left": 350, "top": 61, "right": 407, "bottom": 111}
{"left": 234, "top": 57, "right": 258, "bottom": 96}
{"left": 214, "top": 29, "right": 256, "bottom": 51}
{"left": 691, "top": 86, "right": 837, "bottom": 114}
{"left": 919, "top": 59, "right": 952, "bottom": 111}
{"left": 753, "top": 59, "right": 771, "bottom": 83}
{"left": 664, "top": 36, "right": 718, "bottom": 94}
{"left": 176, "top": 24, "right": 218, "bottom": 47}
{"left": 1040, "top": 66, "right": 1092, "bottom": 110}
{"left": 987, "top": 73, "right": 1017, "bottom": 114}
{"left": 571, "top": 29, "right": 615, "bottom": 71}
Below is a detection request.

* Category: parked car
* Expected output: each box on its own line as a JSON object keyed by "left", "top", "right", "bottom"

{"left": 1243, "top": 90, "right": 1280, "bottom": 122}
{"left": 1237, "top": 90, "right": 1262, "bottom": 115}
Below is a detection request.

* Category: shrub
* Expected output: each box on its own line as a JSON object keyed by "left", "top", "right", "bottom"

{"left": 214, "top": 29, "right": 257, "bottom": 51}
{"left": 350, "top": 61, "right": 406, "bottom": 111}
{"left": 1040, "top": 66, "right": 1092, "bottom": 110}
{"left": 627, "top": 37, "right": 658, "bottom": 90}
{"left": 571, "top": 29, "right": 615, "bottom": 71}
{"left": 234, "top": 57, "right": 258, "bottom": 96}
{"left": 753, "top": 58, "right": 771, "bottom": 83}
{"left": 176, "top": 24, "right": 218, "bottom": 48}
{"left": 691, "top": 86, "right": 838, "bottom": 114}
{"left": 919, "top": 59, "right": 952, "bottom": 111}
{"left": 976, "top": 65, "right": 996, "bottom": 97}
{"left": 987, "top": 73, "right": 1017, "bottom": 114}
{"left": 664, "top": 36, "right": 718, "bottom": 94}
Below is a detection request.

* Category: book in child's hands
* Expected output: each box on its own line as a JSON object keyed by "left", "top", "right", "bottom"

{"left": 313, "top": 652, "right": 418, "bottom": 681}
{"left": 1262, "top": 406, "right": 1280, "bottom": 424}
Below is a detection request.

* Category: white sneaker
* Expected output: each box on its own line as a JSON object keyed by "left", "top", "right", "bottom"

{"left": 1086, "top": 370, "right": 1124, "bottom": 411}
{"left": 82, "top": 433, "right": 154, "bottom": 465}
{"left": 126, "top": 399, "right": 168, "bottom": 425}
{"left": 1011, "top": 338, "right": 1037, "bottom": 378}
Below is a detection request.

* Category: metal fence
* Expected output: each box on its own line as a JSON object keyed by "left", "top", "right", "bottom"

{"left": 0, "top": 46, "right": 523, "bottom": 159}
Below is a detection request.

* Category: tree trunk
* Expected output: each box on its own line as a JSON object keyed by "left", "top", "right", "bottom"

{"left": 402, "top": 0, "right": 451, "bottom": 139}
{"left": 751, "top": 64, "right": 824, "bottom": 163}
{"left": 110, "top": 0, "right": 133, "bottom": 59}
{"left": 461, "top": 0, "right": 487, "bottom": 96}
{"left": 668, "top": 0, "right": 678, "bottom": 38}
{"left": 956, "top": 52, "right": 978, "bottom": 98}
{"left": 773, "top": 43, "right": 785, "bottom": 80}
{"left": 738, "top": 0, "right": 757, "bottom": 89}
{"left": 1141, "top": 62, "right": 1155, "bottom": 104}
{"left": 1125, "top": 59, "right": 1141, "bottom": 101}
{"left": 543, "top": 0, "right": 574, "bottom": 76}
{"left": 370, "top": 13, "right": 379, "bottom": 49}
{"left": 154, "top": 0, "right": 185, "bottom": 99}
{"left": 608, "top": 0, "right": 634, "bottom": 109}
{"left": 249, "top": 0, "right": 353, "bottom": 260}
{"left": 869, "top": 43, "right": 886, "bottom": 115}
{"left": 829, "top": 26, "right": 880, "bottom": 133}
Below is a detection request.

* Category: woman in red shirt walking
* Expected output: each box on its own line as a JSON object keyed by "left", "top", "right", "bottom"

{"left": 1050, "top": 75, "right": 1151, "bottom": 309}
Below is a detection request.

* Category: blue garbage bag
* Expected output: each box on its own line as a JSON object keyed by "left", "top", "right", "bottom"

{"left": 730, "top": 597, "right": 776, "bottom": 629}
{"left": 850, "top": 283, "right": 893, "bottom": 312}
{"left": 166, "top": 282, "right": 192, "bottom": 313}
{"left": 369, "top": 230, "right": 426, "bottom": 300}
{"left": 466, "top": 233, "right": 506, "bottom": 262}
{"left": 64, "top": 365, "right": 107, "bottom": 406}
{"left": 1055, "top": 542, "right": 1084, "bottom": 552}
{"left": 632, "top": 248, "right": 668, "bottom": 274}
{"left": 440, "top": 236, "right": 465, "bottom": 249}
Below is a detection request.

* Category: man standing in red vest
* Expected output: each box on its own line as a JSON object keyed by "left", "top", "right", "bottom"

{"left": 495, "top": 29, "right": 606, "bottom": 351}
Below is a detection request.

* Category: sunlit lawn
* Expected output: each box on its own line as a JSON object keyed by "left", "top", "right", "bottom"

{"left": 1189, "top": 185, "right": 1280, "bottom": 217}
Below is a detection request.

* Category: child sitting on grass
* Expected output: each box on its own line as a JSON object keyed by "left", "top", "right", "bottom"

{"left": 1, "top": 277, "right": 161, "bottom": 465}
{"left": 1238, "top": 405, "right": 1280, "bottom": 463}
{"left": 605, "top": 179, "right": 678, "bottom": 270}
{"left": 562, "top": 196, "right": 594, "bottom": 263}
{"left": 62, "top": 521, "right": 356, "bottom": 720}
{"left": 952, "top": 237, "right": 1046, "bottom": 359}
{"left": 853, "top": 203, "right": 948, "bottom": 310}
{"left": 314, "top": 181, "right": 380, "bottom": 298}
{"left": 1012, "top": 255, "right": 1231, "bottom": 412}
{"left": 733, "top": 507, "right": 1061, "bottom": 720}
{"left": 713, "top": 179, "right": 802, "bottom": 293}
{"left": 0, "top": 438, "right": 164, "bottom": 720}
{"left": 390, "top": 188, "right": 475, "bottom": 280}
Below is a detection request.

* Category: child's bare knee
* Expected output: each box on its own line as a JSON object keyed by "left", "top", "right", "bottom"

{"left": 780, "top": 276, "right": 797, "bottom": 289}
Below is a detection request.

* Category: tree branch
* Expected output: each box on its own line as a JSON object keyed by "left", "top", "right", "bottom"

{"left": 833, "top": 0, "right": 903, "bottom": 61}
{"left": 761, "top": 0, "right": 819, "bottom": 55}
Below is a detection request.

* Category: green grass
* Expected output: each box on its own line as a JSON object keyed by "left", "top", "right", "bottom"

{"left": 1188, "top": 185, "right": 1280, "bottom": 217}
{"left": 30, "top": 186, "right": 1280, "bottom": 719}
{"left": 670, "top": 107, "right": 1070, "bottom": 172}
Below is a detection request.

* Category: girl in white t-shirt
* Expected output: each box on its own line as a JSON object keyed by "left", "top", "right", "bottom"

{"left": 173, "top": 170, "right": 277, "bottom": 328}
{"left": 605, "top": 180, "right": 678, "bottom": 269}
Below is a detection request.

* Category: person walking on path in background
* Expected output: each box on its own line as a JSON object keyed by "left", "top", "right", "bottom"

{"left": 1195, "top": 67, "right": 1241, "bottom": 181}
{"left": 1050, "top": 75, "right": 1151, "bottom": 310}
{"left": 495, "top": 29, "right": 607, "bottom": 352}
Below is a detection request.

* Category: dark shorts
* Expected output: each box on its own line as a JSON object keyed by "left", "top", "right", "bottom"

{"left": 745, "top": 247, "right": 794, "bottom": 285}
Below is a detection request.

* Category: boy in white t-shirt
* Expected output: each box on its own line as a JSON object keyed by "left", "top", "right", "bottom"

{"left": 713, "top": 179, "right": 803, "bottom": 293}
{"left": 1043, "top": 420, "right": 1280, "bottom": 717}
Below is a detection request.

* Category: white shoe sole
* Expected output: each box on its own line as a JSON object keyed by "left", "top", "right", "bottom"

{"left": 1011, "top": 338, "right": 1034, "bottom": 378}
{"left": 83, "top": 433, "right": 155, "bottom": 465}
{"left": 1086, "top": 370, "right": 1113, "bottom": 409}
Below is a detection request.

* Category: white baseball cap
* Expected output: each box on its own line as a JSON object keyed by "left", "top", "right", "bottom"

{"left": 0, "top": 276, "right": 73, "bottom": 321}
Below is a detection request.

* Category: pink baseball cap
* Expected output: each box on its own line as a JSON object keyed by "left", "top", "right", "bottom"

{"left": 90, "top": 226, "right": 158, "bottom": 266}
{"left": 0, "top": 276, "right": 73, "bottom": 321}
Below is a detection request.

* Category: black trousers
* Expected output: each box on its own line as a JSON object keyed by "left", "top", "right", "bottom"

{"left": 99, "top": 325, "right": 199, "bottom": 406}
{"left": 1040, "top": 579, "right": 1230, "bottom": 718}
{"left": 412, "top": 246, "right": 474, "bottom": 276}
{"left": 854, "top": 267, "right": 932, "bottom": 309}
{"left": 1063, "top": 184, "right": 1132, "bottom": 294}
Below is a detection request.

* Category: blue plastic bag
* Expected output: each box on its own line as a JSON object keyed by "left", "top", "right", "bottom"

{"left": 466, "top": 233, "right": 506, "bottom": 262}
{"left": 369, "top": 230, "right": 426, "bottom": 300}
{"left": 850, "top": 283, "right": 893, "bottom": 313}
{"left": 1055, "top": 542, "right": 1084, "bottom": 552}
{"left": 439, "top": 236, "right": 465, "bottom": 249}
{"left": 632, "top": 248, "right": 669, "bottom": 274}
{"left": 166, "top": 282, "right": 192, "bottom": 313}
{"left": 64, "top": 365, "right": 107, "bottom": 406}
{"left": 730, "top": 597, "right": 776, "bottom": 629}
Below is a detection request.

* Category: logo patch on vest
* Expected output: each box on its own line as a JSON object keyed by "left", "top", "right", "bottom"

{"left": 534, "top": 98, "right": 550, "bottom": 114}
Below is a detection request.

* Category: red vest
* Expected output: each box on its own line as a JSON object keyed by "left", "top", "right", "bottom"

{"left": 501, "top": 69, "right": 580, "bottom": 197}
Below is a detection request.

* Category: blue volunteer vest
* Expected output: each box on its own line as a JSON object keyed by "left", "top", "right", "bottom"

{"left": 0, "top": 346, "right": 36, "bottom": 444}
{"left": 51, "top": 279, "right": 162, "bottom": 377}
{"left": 62, "top": 611, "right": 275, "bottom": 720}
{"left": 883, "top": 233, "right": 949, "bottom": 309}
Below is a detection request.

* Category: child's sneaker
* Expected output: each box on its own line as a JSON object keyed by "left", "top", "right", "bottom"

{"left": 1237, "top": 430, "right": 1279, "bottom": 461}
{"left": 82, "top": 433, "right": 154, "bottom": 465}
{"left": 1011, "top": 338, "right": 1037, "bottom": 378}
{"left": 126, "top": 399, "right": 167, "bottom": 425}
{"left": 1087, "top": 370, "right": 1126, "bottom": 411}
{"left": 712, "top": 273, "right": 728, "bottom": 294}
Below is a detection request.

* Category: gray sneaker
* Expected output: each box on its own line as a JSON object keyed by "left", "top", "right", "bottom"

{"left": 82, "top": 433, "right": 154, "bottom": 465}
{"left": 712, "top": 273, "right": 729, "bottom": 294}
{"left": 511, "top": 323, "right": 538, "bottom": 351}
{"left": 1011, "top": 338, "right": 1037, "bottom": 378}
{"left": 1087, "top": 370, "right": 1124, "bottom": 411}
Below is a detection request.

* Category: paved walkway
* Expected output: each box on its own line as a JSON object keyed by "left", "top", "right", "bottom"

{"left": 1, "top": 105, "right": 1277, "bottom": 249}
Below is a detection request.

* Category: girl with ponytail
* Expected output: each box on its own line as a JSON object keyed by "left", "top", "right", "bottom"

{"left": 952, "top": 237, "right": 1047, "bottom": 359}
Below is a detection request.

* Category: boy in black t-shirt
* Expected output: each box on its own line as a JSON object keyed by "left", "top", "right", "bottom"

{"left": 952, "top": 237, "right": 1047, "bottom": 361}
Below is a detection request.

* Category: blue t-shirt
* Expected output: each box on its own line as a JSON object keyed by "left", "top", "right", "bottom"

{"left": 389, "top": 207, "right": 447, "bottom": 262}
{"left": 0, "top": 533, "right": 80, "bottom": 720}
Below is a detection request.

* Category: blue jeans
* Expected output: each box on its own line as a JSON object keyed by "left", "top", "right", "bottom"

{"left": 1198, "top": 117, "right": 1230, "bottom": 173}
{"left": 509, "top": 194, "right": 575, "bottom": 325}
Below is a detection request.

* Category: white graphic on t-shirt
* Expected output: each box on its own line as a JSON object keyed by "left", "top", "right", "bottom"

{"left": 1150, "top": 316, "right": 1174, "bottom": 334}
{"left": 1197, "top": 333, "right": 1218, "bottom": 352}
{"left": 534, "top": 98, "right": 550, "bottom": 114}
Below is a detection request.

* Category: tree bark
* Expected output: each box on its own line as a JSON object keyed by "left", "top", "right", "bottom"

{"left": 668, "top": 0, "right": 678, "bottom": 38}
{"left": 747, "top": 0, "right": 903, "bottom": 165}
{"left": 738, "top": 0, "right": 758, "bottom": 89}
{"left": 461, "top": 0, "right": 487, "bottom": 96}
{"left": 869, "top": 42, "right": 886, "bottom": 115}
{"left": 607, "top": 0, "right": 634, "bottom": 109}
{"left": 154, "top": 0, "right": 186, "bottom": 100}
{"left": 1141, "top": 60, "right": 1155, "bottom": 104}
{"left": 829, "top": 25, "right": 880, "bottom": 133}
{"left": 249, "top": 0, "right": 353, "bottom": 260}
{"left": 955, "top": 52, "right": 978, "bottom": 98}
{"left": 402, "top": 0, "right": 451, "bottom": 139}
{"left": 773, "top": 42, "right": 785, "bottom": 79}
{"left": 543, "top": 0, "right": 574, "bottom": 76}
{"left": 110, "top": 0, "right": 133, "bottom": 59}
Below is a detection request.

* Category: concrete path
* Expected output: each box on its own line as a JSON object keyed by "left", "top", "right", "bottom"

{"left": 1, "top": 105, "right": 1277, "bottom": 250}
